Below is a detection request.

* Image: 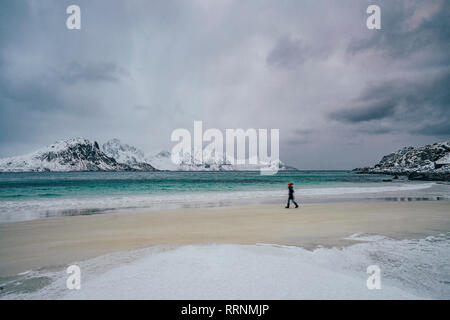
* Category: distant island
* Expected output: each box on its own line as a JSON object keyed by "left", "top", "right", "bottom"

{"left": 0, "top": 138, "right": 296, "bottom": 172}
{"left": 354, "top": 141, "right": 450, "bottom": 181}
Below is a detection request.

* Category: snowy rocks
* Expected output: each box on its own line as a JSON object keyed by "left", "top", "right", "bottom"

{"left": 354, "top": 141, "right": 450, "bottom": 181}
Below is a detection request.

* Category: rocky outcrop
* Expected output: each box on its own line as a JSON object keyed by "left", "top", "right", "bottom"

{"left": 354, "top": 141, "right": 450, "bottom": 181}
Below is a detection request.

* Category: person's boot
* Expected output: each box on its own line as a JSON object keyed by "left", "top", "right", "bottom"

{"left": 295, "top": 204, "right": 299, "bottom": 208}
{"left": 285, "top": 204, "right": 289, "bottom": 208}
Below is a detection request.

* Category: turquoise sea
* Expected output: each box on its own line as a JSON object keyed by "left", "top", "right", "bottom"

{"left": 0, "top": 171, "right": 447, "bottom": 223}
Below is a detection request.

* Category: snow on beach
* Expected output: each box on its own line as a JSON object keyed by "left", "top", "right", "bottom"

{"left": 3, "top": 233, "right": 449, "bottom": 300}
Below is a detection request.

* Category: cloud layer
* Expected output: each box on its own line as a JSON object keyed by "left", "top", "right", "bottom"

{"left": 0, "top": 0, "right": 448, "bottom": 169}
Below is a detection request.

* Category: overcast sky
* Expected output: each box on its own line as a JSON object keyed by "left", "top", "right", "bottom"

{"left": 0, "top": 0, "right": 448, "bottom": 169}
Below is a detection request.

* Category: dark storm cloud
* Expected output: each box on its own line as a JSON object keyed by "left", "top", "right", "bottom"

{"left": 356, "top": 126, "right": 394, "bottom": 135}
{"left": 348, "top": 1, "right": 450, "bottom": 62}
{"left": 266, "top": 33, "right": 335, "bottom": 70}
{"left": 329, "top": 71, "right": 450, "bottom": 135}
{"left": 328, "top": 0, "right": 450, "bottom": 141}
{"left": 330, "top": 99, "right": 396, "bottom": 123}
{"left": 0, "top": 60, "right": 127, "bottom": 113}
{"left": 0, "top": 1, "right": 29, "bottom": 41}
{"left": 266, "top": 36, "right": 308, "bottom": 69}
{"left": 58, "top": 61, "right": 129, "bottom": 84}
{"left": 0, "top": 71, "right": 60, "bottom": 112}
{"left": 417, "top": 121, "right": 450, "bottom": 136}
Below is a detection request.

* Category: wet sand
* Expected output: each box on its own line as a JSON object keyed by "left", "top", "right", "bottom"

{"left": 0, "top": 201, "right": 449, "bottom": 277}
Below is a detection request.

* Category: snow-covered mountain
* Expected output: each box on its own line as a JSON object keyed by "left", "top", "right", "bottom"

{"left": 0, "top": 138, "right": 297, "bottom": 172}
{"left": 354, "top": 141, "right": 450, "bottom": 181}
{"left": 146, "top": 151, "right": 179, "bottom": 171}
{"left": 147, "top": 150, "right": 233, "bottom": 171}
{"left": 146, "top": 150, "right": 297, "bottom": 171}
{"left": 0, "top": 138, "right": 131, "bottom": 172}
{"left": 102, "top": 139, "right": 156, "bottom": 171}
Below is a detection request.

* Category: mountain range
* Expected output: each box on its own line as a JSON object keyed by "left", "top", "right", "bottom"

{"left": 0, "top": 138, "right": 296, "bottom": 172}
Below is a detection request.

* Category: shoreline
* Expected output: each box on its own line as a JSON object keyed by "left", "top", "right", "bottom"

{"left": 1, "top": 200, "right": 449, "bottom": 278}
{"left": 0, "top": 180, "right": 444, "bottom": 224}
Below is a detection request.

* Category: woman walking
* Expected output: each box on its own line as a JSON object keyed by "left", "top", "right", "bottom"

{"left": 285, "top": 183, "right": 299, "bottom": 208}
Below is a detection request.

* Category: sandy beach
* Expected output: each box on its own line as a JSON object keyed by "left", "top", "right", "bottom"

{"left": 1, "top": 200, "right": 449, "bottom": 278}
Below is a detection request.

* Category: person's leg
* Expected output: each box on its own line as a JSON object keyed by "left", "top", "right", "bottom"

{"left": 293, "top": 199, "right": 299, "bottom": 208}
{"left": 285, "top": 198, "right": 290, "bottom": 208}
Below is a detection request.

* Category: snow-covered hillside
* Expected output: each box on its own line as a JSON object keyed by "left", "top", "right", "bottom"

{"left": 146, "top": 151, "right": 179, "bottom": 171}
{"left": 102, "top": 139, "right": 156, "bottom": 171}
{"left": 0, "top": 138, "right": 130, "bottom": 172}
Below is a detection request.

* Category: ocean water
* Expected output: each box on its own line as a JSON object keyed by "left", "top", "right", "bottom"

{"left": 0, "top": 171, "right": 448, "bottom": 223}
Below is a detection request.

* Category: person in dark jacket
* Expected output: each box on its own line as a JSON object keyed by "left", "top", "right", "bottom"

{"left": 285, "top": 183, "right": 299, "bottom": 208}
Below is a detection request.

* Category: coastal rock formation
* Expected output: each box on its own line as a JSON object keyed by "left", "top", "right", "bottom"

{"left": 354, "top": 141, "right": 450, "bottom": 181}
